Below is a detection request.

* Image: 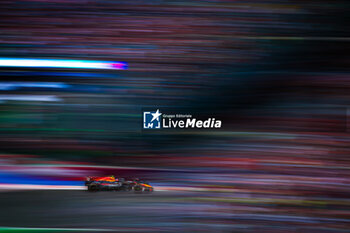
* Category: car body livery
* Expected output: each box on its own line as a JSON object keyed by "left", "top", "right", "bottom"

{"left": 85, "top": 176, "right": 153, "bottom": 193}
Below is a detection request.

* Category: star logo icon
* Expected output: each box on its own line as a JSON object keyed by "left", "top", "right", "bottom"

{"left": 151, "top": 109, "right": 162, "bottom": 122}
{"left": 143, "top": 109, "right": 162, "bottom": 129}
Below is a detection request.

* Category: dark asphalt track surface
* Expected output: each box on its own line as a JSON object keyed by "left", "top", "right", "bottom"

{"left": 2, "top": 190, "right": 350, "bottom": 232}
{"left": 0, "top": 190, "right": 227, "bottom": 232}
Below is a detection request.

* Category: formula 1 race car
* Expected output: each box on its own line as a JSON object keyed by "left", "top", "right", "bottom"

{"left": 85, "top": 175, "right": 153, "bottom": 193}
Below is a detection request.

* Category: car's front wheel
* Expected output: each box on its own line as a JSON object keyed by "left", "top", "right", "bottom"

{"left": 145, "top": 188, "right": 153, "bottom": 193}
{"left": 133, "top": 185, "right": 144, "bottom": 193}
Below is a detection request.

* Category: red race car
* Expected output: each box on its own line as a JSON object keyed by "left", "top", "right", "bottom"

{"left": 85, "top": 176, "right": 153, "bottom": 193}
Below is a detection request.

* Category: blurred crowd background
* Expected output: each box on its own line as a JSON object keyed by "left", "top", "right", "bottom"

{"left": 0, "top": 0, "right": 349, "bottom": 232}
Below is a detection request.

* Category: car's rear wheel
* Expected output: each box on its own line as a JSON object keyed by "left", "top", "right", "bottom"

{"left": 88, "top": 184, "right": 98, "bottom": 192}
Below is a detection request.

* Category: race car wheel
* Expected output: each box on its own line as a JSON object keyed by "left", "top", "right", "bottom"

{"left": 125, "top": 186, "right": 132, "bottom": 192}
{"left": 133, "top": 185, "right": 144, "bottom": 193}
{"left": 144, "top": 188, "right": 153, "bottom": 193}
{"left": 88, "top": 184, "right": 98, "bottom": 192}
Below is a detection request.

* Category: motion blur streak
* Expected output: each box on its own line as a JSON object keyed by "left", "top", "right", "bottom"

{"left": 0, "top": 82, "right": 70, "bottom": 90}
{"left": 0, "top": 95, "right": 60, "bottom": 102}
{"left": 0, "top": 0, "right": 349, "bottom": 232}
{"left": 0, "top": 59, "right": 128, "bottom": 70}
{"left": 0, "top": 227, "right": 114, "bottom": 232}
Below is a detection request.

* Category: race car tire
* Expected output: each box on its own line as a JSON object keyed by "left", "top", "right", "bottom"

{"left": 133, "top": 185, "right": 144, "bottom": 193}
{"left": 144, "top": 188, "right": 153, "bottom": 193}
{"left": 88, "top": 184, "right": 98, "bottom": 192}
{"left": 125, "top": 186, "right": 132, "bottom": 192}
